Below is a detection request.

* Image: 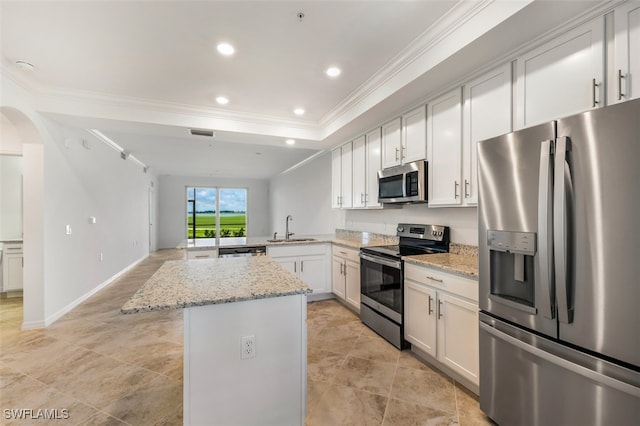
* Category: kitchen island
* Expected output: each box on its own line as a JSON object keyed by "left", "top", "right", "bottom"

{"left": 122, "top": 256, "right": 311, "bottom": 426}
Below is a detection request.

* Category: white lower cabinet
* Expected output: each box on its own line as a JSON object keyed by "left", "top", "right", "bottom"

{"left": 2, "top": 243, "right": 23, "bottom": 292}
{"left": 267, "top": 243, "right": 330, "bottom": 295}
{"left": 404, "top": 262, "right": 479, "bottom": 386}
{"left": 332, "top": 245, "right": 360, "bottom": 311}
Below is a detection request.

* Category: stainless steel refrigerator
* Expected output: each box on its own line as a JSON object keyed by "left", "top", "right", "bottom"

{"left": 477, "top": 98, "right": 640, "bottom": 425}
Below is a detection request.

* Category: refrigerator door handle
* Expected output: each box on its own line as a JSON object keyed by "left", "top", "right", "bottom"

{"left": 553, "top": 136, "right": 574, "bottom": 324}
{"left": 537, "top": 140, "right": 555, "bottom": 319}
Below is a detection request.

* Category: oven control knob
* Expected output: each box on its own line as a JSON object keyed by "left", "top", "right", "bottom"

{"left": 438, "top": 231, "right": 443, "bottom": 236}
{"left": 431, "top": 231, "right": 437, "bottom": 237}
{"left": 398, "top": 226, "right": 405, "bottom": 232}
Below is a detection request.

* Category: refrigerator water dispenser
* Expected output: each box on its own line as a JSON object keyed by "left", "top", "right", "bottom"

{"left": 487, "top": 230, "right": 537, "bottom": 313}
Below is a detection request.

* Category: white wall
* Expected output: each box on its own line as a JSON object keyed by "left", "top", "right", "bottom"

{"left": 41, "top": 118, "right": 152, "bottom": 321}
{"left": 344, "top": 206, "right": 478, "bottom": 245}
{"left": 0, "top": 155, "right": 23, "bottom": 240}
{"left": 158, "top": 175, "right": 270, "bottom": 248}
{"left": 269, "top": 152, "right": 342, "bottom": 236}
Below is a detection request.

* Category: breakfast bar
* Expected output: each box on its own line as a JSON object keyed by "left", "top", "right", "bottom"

{"left": 122, "top": 256, "right": 311, "bottom": 426}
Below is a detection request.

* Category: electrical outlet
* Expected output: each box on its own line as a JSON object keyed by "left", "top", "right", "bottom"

{"left": 241, "top": 335, "right": 256, "bottom": 359}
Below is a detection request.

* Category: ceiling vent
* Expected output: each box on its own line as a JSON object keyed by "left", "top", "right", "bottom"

{"left": 190, "top": 128, "right": 215, "bottom": 137}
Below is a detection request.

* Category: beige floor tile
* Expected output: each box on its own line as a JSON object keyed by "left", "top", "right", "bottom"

{"left": 102, "top": 374, "right": 182, "bottom": 425}
{"left": 390, "top": 366, "right": 456, "bottom": 414}
{"left": 153, "top": 404, "right": 183, "bottom": 426}
{"left": 307, "top": 379, "right": 332, "bottom": 419}
{"left": 455, "top": 384, "right": 494, "bottom": 426}
{"left": 79, "top": 411, "right": 128, "bottom": 425}
{"left": 383, "top": 398, "right": 459, "bottom": 426}
{"left": 333, "top": 356, "right": 397, "bottom": 397}
{"left": 398, "top": 350, "right": 439, "bottom": 373}
{"left": 307, "top": 347, "right": 346, "bottom": 383}
{"left": 306, "top": 383, "right": 387, "bottom": 426}
{"left": 350, "top": 334, "right": 401, "bottom": 364}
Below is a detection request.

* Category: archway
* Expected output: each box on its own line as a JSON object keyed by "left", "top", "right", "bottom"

{"left": 1, "top": 107, "right": 45, "bottom": 329}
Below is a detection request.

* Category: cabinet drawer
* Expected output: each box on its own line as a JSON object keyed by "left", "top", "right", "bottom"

{"left": 187, "top": 249, "right": 218, "bottom": 259}
{"left": 332, "top": 245, "right": 360, "bottom": 263}
{"left": 268, "top": 243, "right": 327, "bottom": 258}
{"left": 405, "top": 263, "right": 477, "bottom": 302}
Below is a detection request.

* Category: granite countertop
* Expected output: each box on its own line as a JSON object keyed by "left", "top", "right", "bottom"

{"left": 403, "top": 253, "right": 479, "bottom": 279}
{"left": 180, "top": 231, "right": 397, "bottom": 251}
{"left": 121, "top": 256, "right": 311, "bottom": 314}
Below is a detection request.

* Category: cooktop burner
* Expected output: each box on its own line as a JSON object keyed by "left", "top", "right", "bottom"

{"left": 360, "top": 223, "right": 450, "bottom": 260}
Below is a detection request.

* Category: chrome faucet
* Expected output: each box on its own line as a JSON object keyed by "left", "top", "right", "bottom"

{"left": 285, "top": 215, "right": 294, "bottom": 240}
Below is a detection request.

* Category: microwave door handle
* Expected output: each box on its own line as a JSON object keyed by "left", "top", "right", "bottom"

{"left": 537, "top": 140, "right": 555, "bottom": 319}
{"left": 553, "top": 136, "right": 574, "bottom": 324}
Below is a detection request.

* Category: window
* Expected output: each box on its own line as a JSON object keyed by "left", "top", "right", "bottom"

{"left": 187, "top": 187, "right": 247, "bottom": 239}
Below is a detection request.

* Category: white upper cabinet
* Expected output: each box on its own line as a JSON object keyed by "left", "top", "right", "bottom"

{"left": 516, "top": 17, "right": 604, "bottom": 128}
{"left": 352, "top": 135, "right": 367, "bottom": 208}
{"left": 340, "top": 142, "right": 353, "bottom": 209}
{"left": 331, "top": 148, "right": 342, "bottom": 208}
{"left": 401, "top": 105, "right": 427, "bottom": 164}
{"left": 331, "top": 142, "right": 353, "bottom": 209}
{"left": 613, "top": 0, "right": 640, "bottom": 103}
{"left": 462, "top": 64, "right": 512, "bottom": 206}
{"left": 381, "top": 117, "right": 402, "bottom": 169}
{"left": 427, "top": 88, "right": 463, "bottom": 207}
{"left": 365, "top": 128, "right": 382, "bottom": 208}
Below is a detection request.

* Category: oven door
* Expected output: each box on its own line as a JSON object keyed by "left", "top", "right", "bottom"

{"left": 360, "top": 252, "right": 402, "bottom": 324}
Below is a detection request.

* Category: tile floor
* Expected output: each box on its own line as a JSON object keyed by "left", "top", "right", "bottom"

{"left": 1, "top": 249, "right": 493, "bottom": 425}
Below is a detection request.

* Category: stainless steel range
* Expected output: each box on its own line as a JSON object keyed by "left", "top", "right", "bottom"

{"left": 360, "top": 224, "right": 449, "bottom": 349}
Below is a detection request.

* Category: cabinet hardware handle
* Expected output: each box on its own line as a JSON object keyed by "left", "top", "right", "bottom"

{"left": 428, "top": 295, "right": 433, "bottom": 315}
{"left": 592, "top": 78, "right": 599, "bottom": 107}
{"left": 618, "top": 69, "right": 625, "bottom": 101}
{"left": 438, "top": 300, "right": 443, "bottom": 319}
{"left": 339, "top": 251, "right": 347, "bottom": 255}
{"left": 395, "top": 147, "right": 399, "bottom": 161}
{"left": 454, "top": 181, "right": 459, "bottom": 198}
{"left": 401, "top": 146, "right": 406, "bottom": 159}
{"left": 361, "top": 193, "right": 364, "bottom": 204}
{"left": 464, "top": 179, "right": 470, "bottom": 198}
{"left": 343, "top": 261, "right": 347, "bottom": 277}
{"left": 339, "top": 262, "right": 344, "bottom": 275}
{"left": 294, "top": 262, "right": 297, "bottom": 273}
{"left": 426, "top": 276, "right": 443, "bottom": 283}
{"left": 301, "top": 261, "right": 304, "bottom": 273}
{"left": 195, "top": 255, "right": 209, "bottom": 258}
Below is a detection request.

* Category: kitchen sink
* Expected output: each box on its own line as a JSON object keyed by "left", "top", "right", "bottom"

{"left": 267, "top": 238, "right": 317, "bottom": 243}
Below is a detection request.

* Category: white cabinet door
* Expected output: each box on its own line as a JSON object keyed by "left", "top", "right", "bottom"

{"left": 340, "top": 142, "right": 353, "bottom": 209}
{"left": 614, "top": 0, "right": 640, "bottom": 103}
{"left": 3, "top": 252, "right": 23, "bottom": 292}
{"left": 365, "top": 128, "right": 382, "bottom": 208}
{"left": 344, "top": 259, "right": 360, "bottom": 311}
{"left": 381, "top": 118, "right": 402, "bottom": 169}
{"left": 402, "top": 105, "right": 427, "bottom": 164}
{"left": 404, "top": 280, "right": 437, "bottom": 357}
{"left": 516, "top": 17, "right": 604, "bottom": 128}
{"left": 187, "top": 249, "right": 218, "bottom": 259}
{"left": 437, "top": 292, "right": 479, "bottom": 385}
{"left": 273, "top": 255, "right": 298, "bottom": 276}
{"left": 428, "top": 88, "right": 463, "bottom": 207}
{"left": 299, "top": 255, "right": 328, "bottom": 294}
{"left": 352, "top": 135, "right": 367, "bottom": 208}
{"left": 463, "top": 64, "right": 512, "bottom": 206}
{"left": 332, "top": 256, "right": 346, "bottom": 300}
{"left": 331, "top": 148, "right": 342, "bottom": 208}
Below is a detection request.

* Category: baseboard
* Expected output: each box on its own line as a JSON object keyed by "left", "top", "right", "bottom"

{"left": 410, "top": 346, "right": 479, "bottom": 396}
{"left": 306, "top": 292, "right": 335, "bottom": 302}
{"left": 21, "top": 255, "right": 147, "bottom": 330}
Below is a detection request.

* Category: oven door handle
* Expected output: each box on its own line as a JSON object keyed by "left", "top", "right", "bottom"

{"left": 359, "top": 253, "right": 401, "bottom": 270}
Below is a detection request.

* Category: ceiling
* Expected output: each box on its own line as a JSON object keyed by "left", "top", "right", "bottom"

{"left": 0, "top": 1, "right": 606, "bottom": 179}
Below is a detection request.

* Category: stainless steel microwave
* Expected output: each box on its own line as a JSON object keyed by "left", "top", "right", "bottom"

{"left": 377, "top": 160, "right": 428, "bottom": 204}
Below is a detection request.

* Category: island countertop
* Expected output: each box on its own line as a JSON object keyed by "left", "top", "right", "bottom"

{"left": 121, "top": 256, "right": 311, "bottom": 314}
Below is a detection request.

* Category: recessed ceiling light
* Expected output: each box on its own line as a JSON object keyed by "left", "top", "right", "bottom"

{"left": 293, "top": 108, "right": 305, "bottom": 116}
{"left": 217, "top": 43, "right": 235, "bottom": 56}
{"left": 216, "top": 96, "right": 229, "bottom": 105}
{"left": 285, "top": 139, "right": 296, "bottom": 146}
{"left": 16, "top": 60, "right": 35, "bottom": 71}
{"left": 326, "top": 66, "right": 341, "bottom": 78}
